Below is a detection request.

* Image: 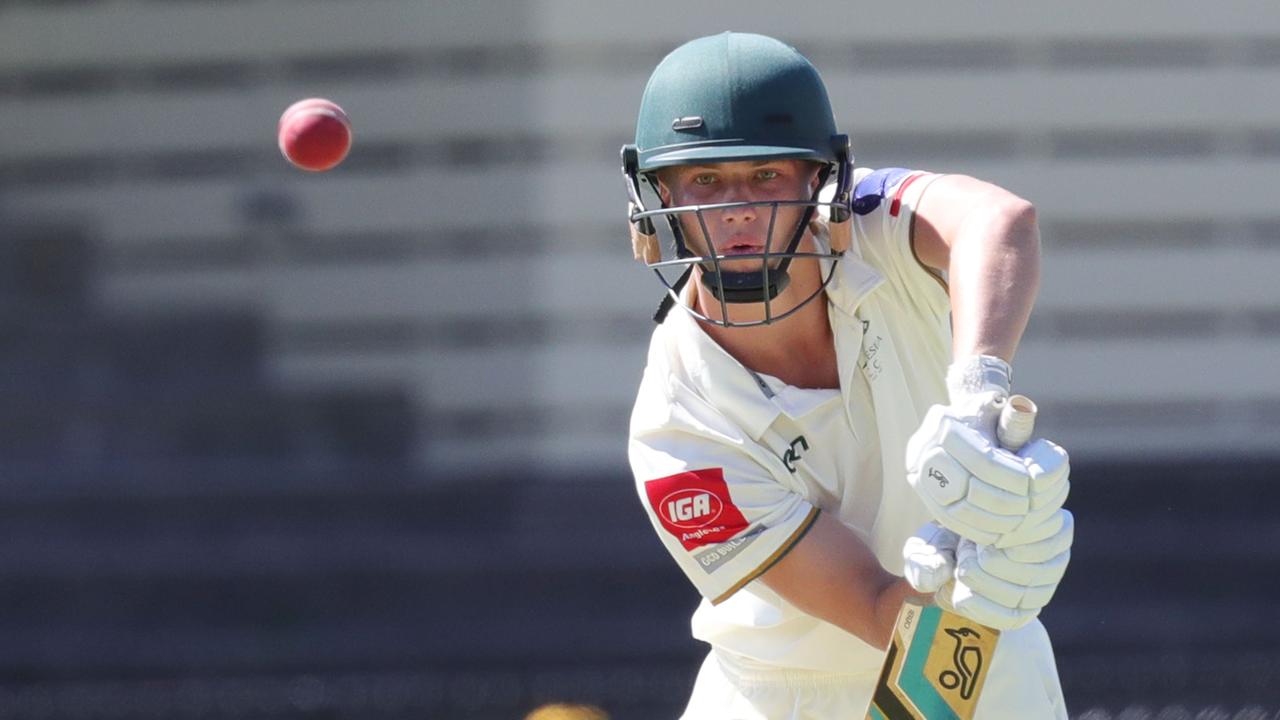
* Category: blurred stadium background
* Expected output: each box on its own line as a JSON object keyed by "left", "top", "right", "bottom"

{"left": 1, "top": 1, "right": 1278, "bottom": 718}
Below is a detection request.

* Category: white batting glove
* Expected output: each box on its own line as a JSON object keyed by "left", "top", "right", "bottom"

{"left": 940, "top": 509, "right": 1074, "bottom": 630}
{"left": 902, "top": 521, "right": 960, "bottom": 594}
{"left": 994, "top": 441, "right": 1072, "bottom": 548}
{"left": 906, "top": 356, "right": 1070, "bottom": 545}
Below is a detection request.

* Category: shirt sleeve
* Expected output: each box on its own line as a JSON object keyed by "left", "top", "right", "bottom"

{"left": 850, "top": 167, "right": 950, "bottom": 317}
{"left": 629, "top": 429, "right": 819, "bottom": 605}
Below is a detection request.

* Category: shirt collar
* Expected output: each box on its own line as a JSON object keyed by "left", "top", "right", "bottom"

{"left": 824, "top": 243, "right": 884, "bottom": 319}
{"left": 666, "top": 303, "right": 781, "bottom": 441}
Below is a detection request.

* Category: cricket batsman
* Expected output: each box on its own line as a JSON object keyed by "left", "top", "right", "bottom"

{"left": 623, "top": 33, "right": 1073, "bottom": 718}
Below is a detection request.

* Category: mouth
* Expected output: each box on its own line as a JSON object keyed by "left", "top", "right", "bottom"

{"left": 718, "top": 235, "right": 768, "bottom": 256}
{"left": 720, "top": 244, "right": 764, "bottom": 257}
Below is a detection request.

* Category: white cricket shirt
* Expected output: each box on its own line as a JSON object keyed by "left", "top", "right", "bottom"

{"left": 628, "top": 167, "right": 955, "bottom": 674}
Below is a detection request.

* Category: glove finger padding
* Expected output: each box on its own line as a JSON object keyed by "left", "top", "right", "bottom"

{"left": 1000, "top": 510, "right": 1074, "bottom": 564}
{"left": 1024, "top": 438, "right": 1071, "bottom": 516}
{"left": 1024, "top": 438, "right": 1070, "bottom": 495}
{"left": 902, "top": 522, "right": 960, "bottom": 593}
{"left": 907, "top": 406, "right": 1035, "bottom": 543}
{"left": 941, "top": 420, "right": 1031, "bottom": 496}
{"left": 939, "top": 578, "right": 1039, "bottom": 630}
{"left": 995, "top": 506, "right": 1067, "bottom": 549}
{"left": 1019, "top": 581, "right": 1066, "bottom": 610}
{"left": 952, "top": 534, "right": 1071, "bottom": 616}
{"left": 965, "top": 544, "right": 1070, "bottom": 588}
{"left": 995, "top": 444, "right": 1071, "bottom": 548}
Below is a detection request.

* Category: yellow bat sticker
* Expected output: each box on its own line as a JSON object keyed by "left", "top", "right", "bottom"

{"left": 866, "top": 601, "right": 1000, "bottom": 720}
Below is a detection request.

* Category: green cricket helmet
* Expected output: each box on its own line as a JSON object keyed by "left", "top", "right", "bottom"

{"left": 621, "top": 31, "right": 854, "bottom": 326}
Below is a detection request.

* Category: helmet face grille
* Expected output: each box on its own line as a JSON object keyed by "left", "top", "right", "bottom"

{"left": 628, "top": 194, "right": 843, "bottom": 328}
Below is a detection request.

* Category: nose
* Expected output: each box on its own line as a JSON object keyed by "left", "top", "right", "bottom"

{"left": 717, "top": 181, "right": 759, "bottom": 225}
{"left": 720, "top": 202, "right": 756, "bottom": 225}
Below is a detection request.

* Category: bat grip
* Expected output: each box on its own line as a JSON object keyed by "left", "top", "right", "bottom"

{"left": 996, "top": 394, "right": 1037, "bottom": 452}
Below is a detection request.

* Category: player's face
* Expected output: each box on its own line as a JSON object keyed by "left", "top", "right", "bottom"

{"left": 657, "top": 159, "right": 823, "bottom": 272}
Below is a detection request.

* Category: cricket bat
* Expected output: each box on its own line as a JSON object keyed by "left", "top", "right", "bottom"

{"left": 865, "top": 395, "right": 1037, "bottom": 720}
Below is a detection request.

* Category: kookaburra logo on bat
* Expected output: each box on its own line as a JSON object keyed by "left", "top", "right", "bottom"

{"left": 928, "top": 468, "right": 949, "bottom": 488}
{"left": 939, "top": 626, "right": 984, "bottom": 699}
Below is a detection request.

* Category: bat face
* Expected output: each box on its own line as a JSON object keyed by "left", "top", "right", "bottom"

{"left": 866, "top": 601, "right": 1000, "bottom": 720}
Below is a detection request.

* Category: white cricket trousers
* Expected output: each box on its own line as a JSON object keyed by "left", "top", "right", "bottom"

{"left": 679, "top": 620, "right": 1067, "bottom": 719}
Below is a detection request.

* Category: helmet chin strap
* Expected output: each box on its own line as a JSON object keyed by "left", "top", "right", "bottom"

{"left": 700, "top": 211, "right": 804, "bottom": 304}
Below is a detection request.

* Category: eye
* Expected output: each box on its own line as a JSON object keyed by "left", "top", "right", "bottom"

{"left": 692, "top": 173, "right": 717, "bottom": 186}
{"left": 756, "top": 169, "right": 780, "bottom": 181}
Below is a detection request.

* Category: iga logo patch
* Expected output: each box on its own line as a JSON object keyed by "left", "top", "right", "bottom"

{"left": 644, "top": 468, "right": 749, "bottom": 551}
{"left": 660, "top": 489, "right": 723, "bottom": 528}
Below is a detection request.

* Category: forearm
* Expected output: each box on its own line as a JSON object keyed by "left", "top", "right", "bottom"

{"left": 945, "top": 197, "right": 1041, "bottom": 364}
{"left": 761, "top": 512, "right": 934, "bottom": 649}
{"left": 778, "top": 565, "right": 927, "bottom": 650}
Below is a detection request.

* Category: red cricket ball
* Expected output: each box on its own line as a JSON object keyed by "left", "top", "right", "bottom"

{"left": 277, "top": 98, "right": 352, "bottom": 172}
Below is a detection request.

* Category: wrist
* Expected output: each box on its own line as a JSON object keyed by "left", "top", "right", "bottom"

{"left": 946, "top": 354, "right": 1013, "bottom": 404}
{"left": 875, "top": 578, "right": 926, "bottom": 650}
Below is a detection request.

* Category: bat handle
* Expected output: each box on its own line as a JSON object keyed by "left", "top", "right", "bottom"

{"left": 996, "top": 394, "right": 1037, "bottom": 453}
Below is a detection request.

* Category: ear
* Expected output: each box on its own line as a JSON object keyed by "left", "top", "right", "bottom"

{"left": 807, "top": 161, "right": 826, "bottom": 195}
{"left": 808, "top": 162, "right": 849, "bottom": 252}
{"left": 655, "top": 175, "right": 673, "bottom": 206}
